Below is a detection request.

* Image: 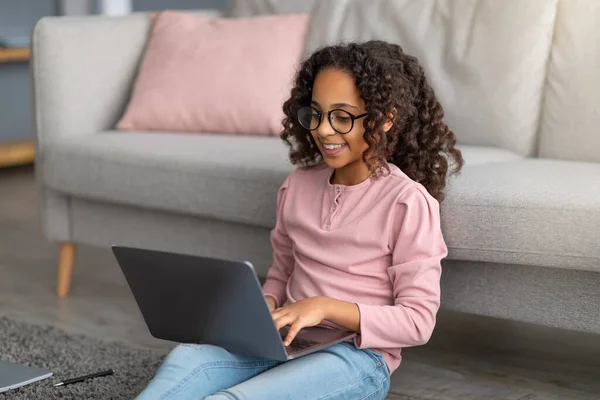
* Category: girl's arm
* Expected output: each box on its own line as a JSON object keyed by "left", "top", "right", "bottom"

{"left": 321, "top": 298, "right": 360, "bottom": 332}
{"left": 272, "top": 296, "right": 360, "bottom": 346}
{"left": 262, "top": 176, "right": 294, "bottom": 309}
{"left": 353, "top": 184, "right": 446, "bottom": 349}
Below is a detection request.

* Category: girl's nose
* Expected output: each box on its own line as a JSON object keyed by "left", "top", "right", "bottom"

{"left": 316, "top": 116, "right": 336, "bottom": 138}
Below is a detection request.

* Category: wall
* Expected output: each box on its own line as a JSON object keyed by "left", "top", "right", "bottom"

{"left": 0, "top": 0, "right": 57, "bottom": 141}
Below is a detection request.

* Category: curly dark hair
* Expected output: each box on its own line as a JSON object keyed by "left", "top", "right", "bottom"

{"left": 281, "top": 40, "right": 464, "bottom": 202}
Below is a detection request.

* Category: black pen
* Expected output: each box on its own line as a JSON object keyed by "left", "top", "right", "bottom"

{"left": 53, "top": 369, "right": 114, "bottom": 387}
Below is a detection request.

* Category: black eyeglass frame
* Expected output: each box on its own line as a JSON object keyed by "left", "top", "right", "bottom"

{"left": 297, "top": 106, "right": 368, "bottom": 134}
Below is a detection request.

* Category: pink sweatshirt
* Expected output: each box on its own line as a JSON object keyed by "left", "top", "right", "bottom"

{"left": 262, "top": 163, "right": 447, "bottom": 373}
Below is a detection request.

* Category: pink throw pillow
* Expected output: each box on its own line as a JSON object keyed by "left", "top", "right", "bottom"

{"left": 117, "top": 11, "right": 309, "bottom": 135}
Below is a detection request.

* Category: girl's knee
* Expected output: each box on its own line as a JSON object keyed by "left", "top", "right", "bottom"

{"left": 141, "top": 344, "right": 231, "bottom": 398}
{"left": 162, "top": 343, "right": 224, "bottom": 367}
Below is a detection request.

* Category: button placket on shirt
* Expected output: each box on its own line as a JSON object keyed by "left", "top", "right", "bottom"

{"left": 325, "top": 186, "right": 342, "bottom": 230}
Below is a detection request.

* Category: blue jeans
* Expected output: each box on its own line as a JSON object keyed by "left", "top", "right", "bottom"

{"left": 137, "top": 342, "right": 390, "bottom": 399}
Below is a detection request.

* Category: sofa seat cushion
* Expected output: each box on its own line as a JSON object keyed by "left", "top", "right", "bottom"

{"left": 43, "top": 134, "right": 523, "bottom": 230}
{"left": 42, "top": 131, "right": 294, "bottom": 228}
{"left": 443, "top": 159, "right": 600, "bottom": 272}
{"left": 47, "top": 134, "right": 598, "bottom": 272}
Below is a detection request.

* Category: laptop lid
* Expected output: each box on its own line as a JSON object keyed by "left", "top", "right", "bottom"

{"left": 112, "top": 246, "right": 288, "bottom": 361}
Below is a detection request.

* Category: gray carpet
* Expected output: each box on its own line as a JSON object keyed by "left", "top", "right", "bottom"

{"left": 0, "top": 316, "right": 166, "bottom": 399}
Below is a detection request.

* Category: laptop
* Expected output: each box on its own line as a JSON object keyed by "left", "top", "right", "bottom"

{"left": 112, "top": 246, "right": 356, "bottom": 361}
{"left": 0, "top": 360, "right": 52, "bottom": 393}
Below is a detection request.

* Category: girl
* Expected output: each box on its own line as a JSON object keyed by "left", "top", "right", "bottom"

{"left": 138, "top": 40, "right": 463, "bottom": 400}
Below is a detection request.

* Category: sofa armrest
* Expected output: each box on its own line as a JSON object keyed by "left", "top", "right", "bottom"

{"left": 31, "top": 13, "right": 151, "bottom": 151}
{"left": 31, "top": 9, "right": 224, "bottom": 151}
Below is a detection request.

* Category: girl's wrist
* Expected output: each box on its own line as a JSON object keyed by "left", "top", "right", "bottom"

{"left": 319, "top": 296, "right": 334, "bottom": 319}
{"left": 318, "top": 296, "right": 360, "bottom": 332}
{"left": 320, "top": 296, "right": 344, "bottom": 320}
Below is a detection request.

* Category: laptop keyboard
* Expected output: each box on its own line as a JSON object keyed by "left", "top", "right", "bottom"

{"left": 281, "top": 335, "right": 320, "bottom": 350}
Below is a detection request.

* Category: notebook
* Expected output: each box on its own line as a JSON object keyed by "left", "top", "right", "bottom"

{"left": 0, "top": 360, "right": 53, "bottom": 393}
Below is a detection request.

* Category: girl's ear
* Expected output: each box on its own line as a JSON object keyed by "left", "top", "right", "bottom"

{"left": 368, "top": 111, "right": 394, "bottom": 133}
{"left": 383, "top": 111, "right": 395, "bottom": 133}
{"left": 383, "top": 120, "right": 393, "bottom": 133}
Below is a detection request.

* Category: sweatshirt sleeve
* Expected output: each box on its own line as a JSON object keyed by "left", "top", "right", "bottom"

{"left": 354, "top": 184, "right": 447, "bottom": 349}
{"left": 261, "top": 176, "right": 294, "bottom": 308}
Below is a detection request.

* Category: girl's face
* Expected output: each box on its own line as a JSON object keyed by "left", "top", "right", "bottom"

{"left": 310, "top": 68, "right": 369, "bottom": 172}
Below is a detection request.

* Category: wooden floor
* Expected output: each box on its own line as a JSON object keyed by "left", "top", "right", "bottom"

{"left": 1, "top": 165, "right": 599, "bottom": 399}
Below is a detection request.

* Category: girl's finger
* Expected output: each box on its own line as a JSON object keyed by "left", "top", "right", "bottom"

{"left": 271, "top": 306, "right": 287, "bottom": 315}
{"left": 284, "top": 319, "right": 305, "bottom": 346}
{"left": 274, "top": 313, "right": 296, "bottom": 330}
{"left": 271, "top": 307, "right": 290, "bottom": 319}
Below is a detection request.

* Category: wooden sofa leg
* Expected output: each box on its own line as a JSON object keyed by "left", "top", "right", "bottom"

{"left": 57, "top": 242, "right": 76, "bottom": 298}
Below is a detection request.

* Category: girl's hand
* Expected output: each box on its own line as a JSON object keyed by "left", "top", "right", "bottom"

{"left": 271, "top": 296, "right": 329, "bottom": 346}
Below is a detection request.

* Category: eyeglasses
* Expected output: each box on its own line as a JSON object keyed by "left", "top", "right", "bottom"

{"left": 297, "top": 106, "right": 367, "bottom": 134}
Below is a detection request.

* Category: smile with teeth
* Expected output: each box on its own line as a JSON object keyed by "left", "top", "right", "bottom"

{"left": 323, "top": 143, "right": 346, "bottom": 149}
{"left": 321, "top": 142, "right": 347, "bottom": 156}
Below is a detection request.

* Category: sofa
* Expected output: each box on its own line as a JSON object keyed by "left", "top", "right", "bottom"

{"left": 32, "top": 0, "right": 599, "bottom": 342}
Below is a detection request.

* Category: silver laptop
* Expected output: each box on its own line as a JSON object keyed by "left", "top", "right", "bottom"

{"left": 112, "top": 246, "right": 356, "bottom": 361}
{"left": 0, "top": 361, "right": 52, "bottom": 393}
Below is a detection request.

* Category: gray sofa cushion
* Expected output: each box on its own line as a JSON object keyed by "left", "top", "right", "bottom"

{"left": 45, "top": 133, "right": 600, "bottom": 271}
{"left": 229, "top": 0, "right": 318, "bottom": 17}
{"left": 42, "top": 132, "right": 523, "bottom": 229}
{"left": 538, "top": 0, "right": 600, "bottom": 163}
{"left": 304, "top": 0, "right": 557, "bottom": 157}
{"left": 42, "top": 131, "right": 294, "bottom": 228}
{"left": 443, "top": 159, "right": 600, "bottom": 272}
